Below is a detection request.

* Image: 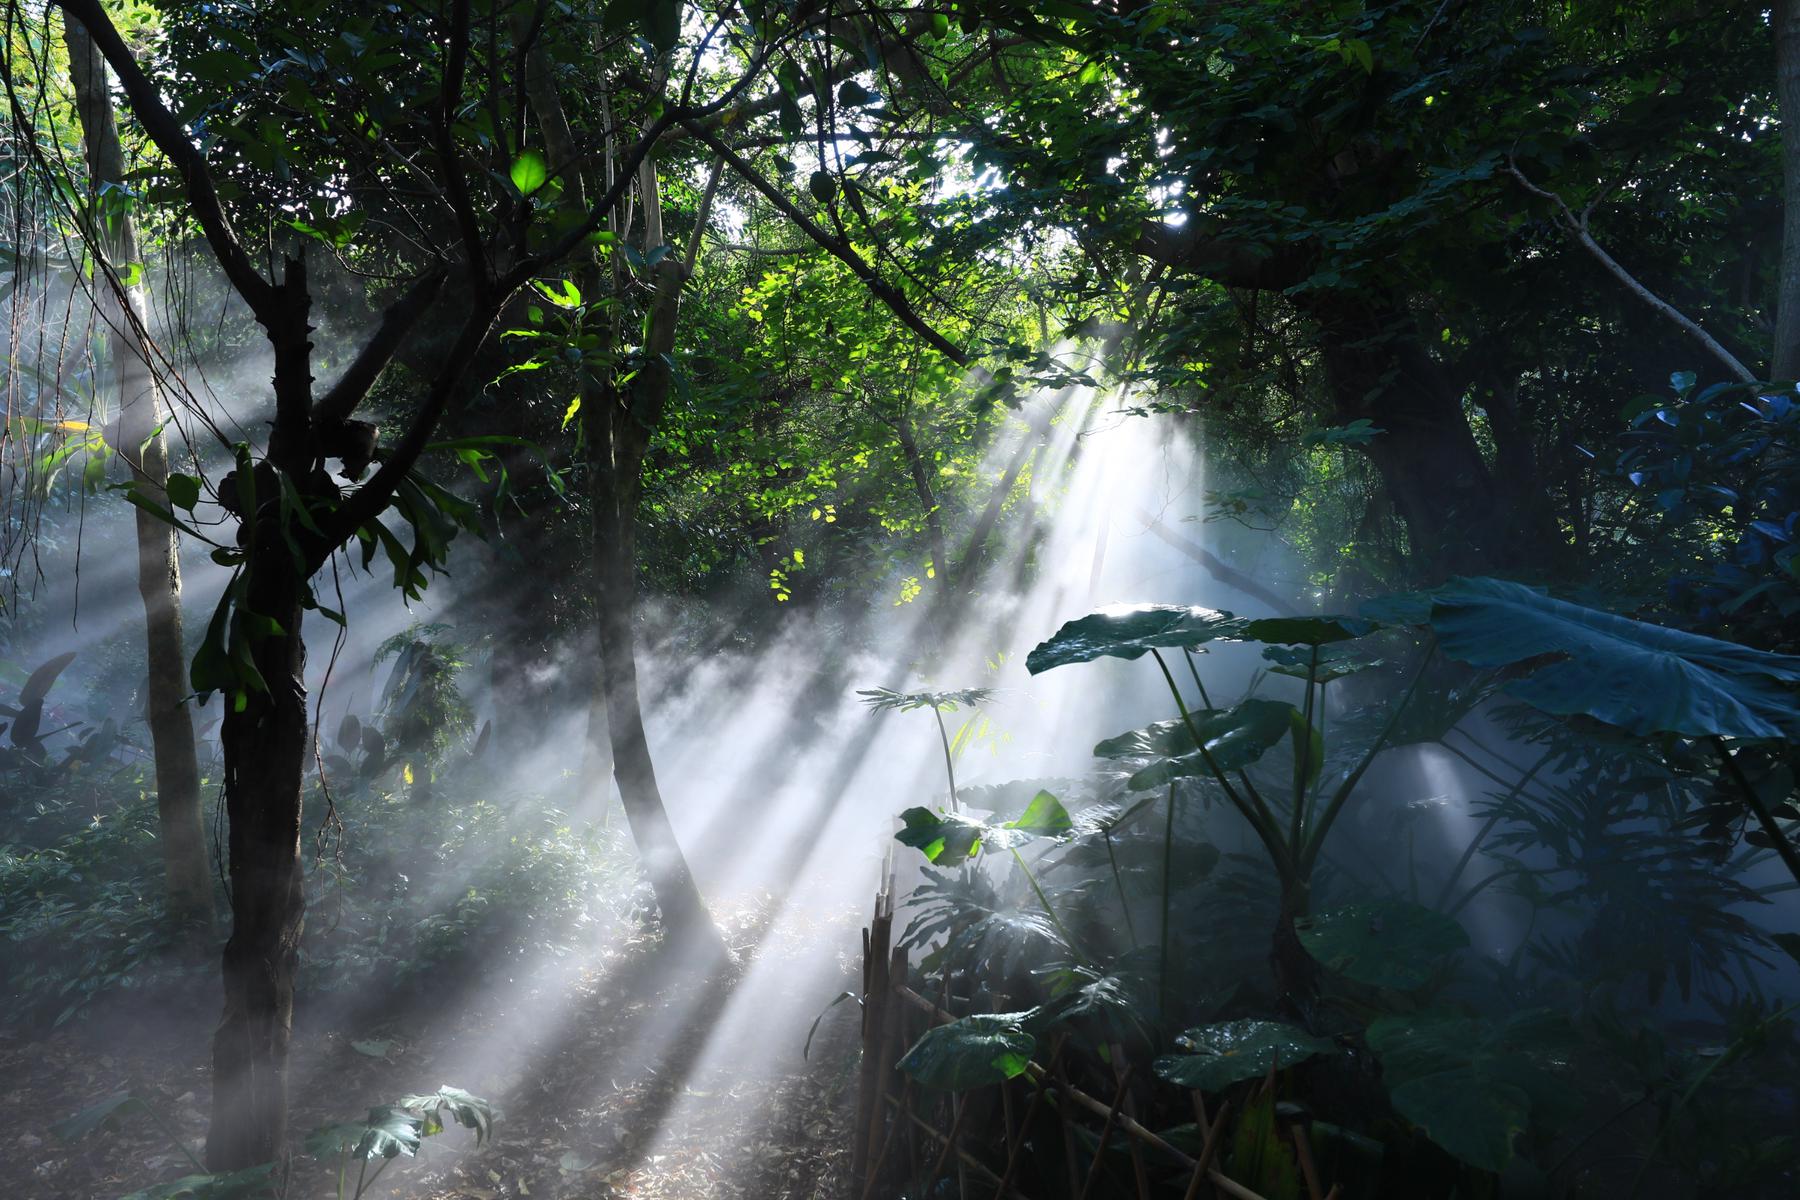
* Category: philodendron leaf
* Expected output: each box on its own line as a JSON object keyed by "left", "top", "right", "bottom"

{"left": 900, "top": 1012, "right": 1036, "bottom": 1090}
{"left": 1425, "top": 577, "right": 1800, "bottom": 739}
{"left": 1122, "top": 699, "right": 1296, "bottom": 789}
{"left": 304, "top": 1106, "right": 423, "bottom": 1161}
{"left": 1026, "top": 604, "right": 1244, "bottom": 674}
{"left": 1239, "top": 615, "right": 1375, "bottom": 645}
{"left": 1366, "top": 1011, "right": 1570, "bottom": 1172}
{"left": 396, "top": 1085, "right": 494, "bottom": 1146}
{"left": 1295, "top": 901, "right": 1468, "bottom": 990}
{"left": 1153, "top": 1019, "right": 1334, "bottom": 1092}
{"left": 896, "top": 806, "right": 984, "bottom": 864}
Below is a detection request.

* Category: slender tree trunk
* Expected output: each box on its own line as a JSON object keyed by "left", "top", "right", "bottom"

{"left": 893, "top": 408, "right": 950, "bottom": 580}
{"left": 1777, "top": 0, "right": 1800, "bottom": 379}
{"left": 64, "top": 17, "right": 211, "bottom": 932}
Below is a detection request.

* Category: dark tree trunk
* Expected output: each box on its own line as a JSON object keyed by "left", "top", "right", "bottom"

{"left": 893, "top": 408, "right": 950, "bottom": 580}
{"left": 1299, "top": 294, "right": 1545, "bottom": 577}
{"left": 207, "top": 594, "right": 307, "bottom": 1171}
{"left": 207, "top": 260, "right": 317, "bottom": 1171}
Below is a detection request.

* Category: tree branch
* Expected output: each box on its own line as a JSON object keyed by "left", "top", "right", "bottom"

{"left": 311, "top": 268, "right": 448, "bottom": 426}
{"left": 1506, "top": 160, "right": 1755, "bottom": 384}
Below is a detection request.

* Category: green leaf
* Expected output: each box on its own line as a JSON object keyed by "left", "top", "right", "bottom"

{"left": 643, "top": 0, "right": 681, "bottom": 53}
{"left": 1425, "top": 577, "right": 1800, "bottom": 739}
{"left": 51, "top": 1092, "right": 144, "bottom": 1141}
{"left": 837, "top": 79, "right": 873, "bottom": 107}
{"left": 303, "top": 1106, "right": 422, "bottom": 1161}
{"left": 1262, "top": 643, "right": 1384, "bottom": 682}
{"left": 1005, "top": 790, "right": 1071, "bottom": 837}
{"left": 165, "top": 473, "right": 202, "bottom": 512}
{"left": 1295, "top": 901, "right": 1469, "bottom": 990}
{"left": 1367, "top": 1011, "right": 1571, "bottom": 1172}
{"left": 1153, "top": 1020, "right": 1334, "bottom": 1092}
{"left": 896, "top": 806, "right": 983, "bottom": 864}
{"left": 119, "top": 1164, "right": 278, "bottom": 1200}
{"left": 808, "top": 169, "right": 837, "bottom": 203}
{"left": 900, "top": 1012, "right": 1035, "bottom": 1090}
{"left": 1116, "top": 700, "right": 1297, "bottom": 788}
{"left": 1027, "top": 604, "right": 1245, "bottom": 674}
{"left": 1239, "top": 615, "right": 1375, "bottom": 645}
{"left": 509, "top": 150, "right": 549, "bottom": 195}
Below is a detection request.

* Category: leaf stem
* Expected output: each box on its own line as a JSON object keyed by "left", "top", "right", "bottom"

{"left": 1160, "top": 780, "right": 1176, "bottom": 1019}
{"left": 934, "top": 705, "right": 960, "bottom": 811}
{"left": 1711, "top": 736, "right": 1800, "bottom": 887}
{"left": 1299, "top": 638, "right": 1435, "bottom": 877}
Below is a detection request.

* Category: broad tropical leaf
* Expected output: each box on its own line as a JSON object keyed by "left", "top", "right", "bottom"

{"left": 1026, "top": 605, "right": 1244, "bottom": 674}
{"left": 1367, "top": 1011, "right": 1571, "bottom": 1172}
{"left": 899, "top": 1012, "right": 1036, "bottom": 1090}
{"left": 1154, "top": 1019, "right": 1334, "bottom": 1092}
{"left": 1295, "top": 901, "right": 1468, "bottom": 990}
{"left": 1240, "top": 616, "right": 1375, "bottom": 645}
{"left": 1426, "top": 577, "right": 1800, "bottom": 739}
{"left": 1117, "top": 700, "right": 1296, "bottom": 789}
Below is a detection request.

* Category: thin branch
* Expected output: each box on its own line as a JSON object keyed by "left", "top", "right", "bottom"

{"left": 311, "top": 268, "right": 448, "bottom": 425}
{"left": 1506, "top": 159, "right": 1755, "bottom": 384}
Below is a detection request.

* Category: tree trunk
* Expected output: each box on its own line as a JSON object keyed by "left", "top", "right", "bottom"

{"left": 64, "top": 16, "right": 211, "bottom": 932}
{"left": 893, "top": 408, "right": 950, "bottom": 580}
{"left": 1777, "top": 0, "right": 1800, "bottom": 379}
{"left": 1299, "top": 294, "right": 1542, "bottom": 577}
{"left": 207, "top": 595, "right": 307, "bottom": 1171}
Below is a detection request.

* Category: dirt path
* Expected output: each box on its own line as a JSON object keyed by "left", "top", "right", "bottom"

{"left": 0, "top": 903, "right": 861, "bottom": 1199}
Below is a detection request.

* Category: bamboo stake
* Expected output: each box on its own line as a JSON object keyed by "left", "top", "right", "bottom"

{"left": 1291, "top": 1125, "right": 1324, "bottom": 1200}
{"left": 993, "top": 1037, "right": 1064, "bottom": 1200}
{"left": 893, "top": 985, "right": 1275, "bottom": 1200}
{"left": 882, "top": 1091, "right": 1035, "bottom": 1200}
{"left": 1076, "top": 1067, "right": 1135, "bottom": 1200}
{"left": 1182, "top": 1098, "right": 1232, "bottom": 1200}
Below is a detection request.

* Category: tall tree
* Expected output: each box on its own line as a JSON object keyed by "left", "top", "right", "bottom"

{"left": 1778, "top": 0, "right": 1800, "bottom": 379}
{"left": 62, "top": 15, "right": 211, "bottom": 933}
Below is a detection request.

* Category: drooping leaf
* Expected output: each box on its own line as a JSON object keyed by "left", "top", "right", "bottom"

{"left": 304, "top": 1106, "right": 422, "bottom": 1161}
{"left": 1153, "top": 1019, "right": 1334, "bottom": 1092}
{"left": 165, "top": 473, "right": 202, "bottom": 512}
{"left": 899, "top": 1012, "right": 1036, "bottom": 1090}
{"left": 20, "top": 649, "right": 76, "bottom": 706}
{"left": 1425, "top": 577, "right": 1800, "bottom": 739}
{"left": 1026, "top": 604, "right": 1244, "bottom": 674}
{"left": 1295, "top": 900, "right": 1468, "bottom": 990}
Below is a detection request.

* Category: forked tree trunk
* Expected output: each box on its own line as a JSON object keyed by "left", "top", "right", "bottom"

{"left": 64, "top": 17, "right": 212, "bottom": 932}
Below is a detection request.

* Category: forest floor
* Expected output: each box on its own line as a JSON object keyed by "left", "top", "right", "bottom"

{"left": 0, "top": 896, "right": 862, "bottom": 1200}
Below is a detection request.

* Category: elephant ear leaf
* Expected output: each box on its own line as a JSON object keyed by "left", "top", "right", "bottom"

{"left": 1426, "top": 577, "right": 1800, "bottom": 739}
{"left": 1366, "top": 1010, "right": 1571, "bottom": 1173}
{"left": 1026, "top": 604, "right": 1244, "bottom": 674}
{"left": 1295, "top": 900, "right": 1468, "bottom": 990}
{"left": 1121, "top": 699, "right": 1296, "bottom": 789}
{"left": 899, "top": 1012, "right": 1036, "bottom": 1090}
{"left": 1153, "top": 1019, "right": 1334, "bottom": 1092}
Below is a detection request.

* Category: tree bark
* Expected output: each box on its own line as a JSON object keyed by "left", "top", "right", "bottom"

{"left": 1777, "top": 0, "right": 1800, "bottom": 379}
{"left": 893, "top": 407, "right": 951, "bottom": 580}
{"left": 1298, "top": 294, "right": 1542, "bottom": 577}
{"left": 64, "top": 16, "right": 211, "bottom": 933}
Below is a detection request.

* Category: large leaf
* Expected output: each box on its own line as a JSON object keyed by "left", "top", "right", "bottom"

{"left": 1118, "top": 700, "right": 1296, "bottom": 789}
{"left": 1026, "top": 604, "right": 1244, "bottom": 674}
{"left": 304, "top": 1107, "right": 423, "bottom": 1161}
{"left": 896, "top": 806, "right": 985, "bottom": 864}
{"left": 51, "top": 1092, "right": 144, "bottom": 1141}
{"left": 1153, "top": 1019, "right": 1334, "bottom": 1092}
{"left": 1295, "top": 901, "right": 1468, "bottom": 990}
{"left": 1367, "top": 1011, "right": 1570, "bottom": 1172}
{"left": 120, "top": 1165, "right": 279, "bottom": 1200}
{"left": 899, "top": 1012, "right": 1036, "bottom": 1090}
{"left": 1425, "top": 577, "right": 1800, "bottom": 739}
{"left": 1240, "top": 616, "right": 1375, "bottom": 645}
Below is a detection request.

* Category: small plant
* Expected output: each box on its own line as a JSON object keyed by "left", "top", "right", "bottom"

{"left": 51, "top": 1084, "right": 494, "bottom": 1200}
{"left": 858, "top": 685, "right": 995, "bottom": 809}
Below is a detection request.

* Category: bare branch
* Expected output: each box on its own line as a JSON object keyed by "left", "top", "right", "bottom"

{"left": 311, "top": 267, "right": 448, "bottom": 426}
{"left": 1506, "top": 160, "right": 1755, "bottom": 384}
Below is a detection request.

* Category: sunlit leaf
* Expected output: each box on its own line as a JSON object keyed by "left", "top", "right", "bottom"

{"left": 1153, "top": 1020, "right": 1334, "bottom": 1092}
